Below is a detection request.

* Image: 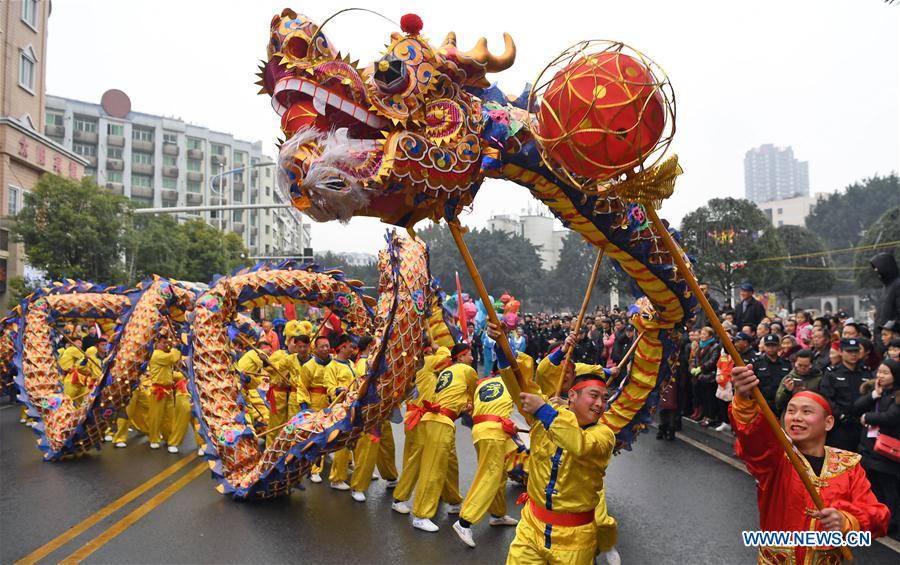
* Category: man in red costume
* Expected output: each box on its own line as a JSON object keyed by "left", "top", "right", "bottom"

{"left": 729, "top": 365, "right": 890, "bottom": 564}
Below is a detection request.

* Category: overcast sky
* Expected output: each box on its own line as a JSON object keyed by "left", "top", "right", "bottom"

{"left": 46, "top": 0, "right": 898, "bottom": 254}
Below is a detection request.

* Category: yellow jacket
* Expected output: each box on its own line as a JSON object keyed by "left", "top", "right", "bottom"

{"left": 422, "top": 362, "right": 477, "bottom": 427}
{"left": 411, "top": 347, "right": 452, "bottom": 407}
{"left": 81, "top": 346, "right": 104, "bottom": 381}
{"left": 149, "top": 349, "right": 182, "bottom": 386}
{"left": 236, "top": 350, "right": 265, "bottom": 389}
{"left": 301, "top": 355, "right": 332, "bottom": 404}
{"left": 288, "top": 354, "right": 313, "bottom": 415}
{"left": 324, "top": 358, "right": 357, "bottom": 399}
{"left": 471, "top": 375, "right": 515, "bottom": 443}
{"left": 59, "top": 346, "right": 86, "bottom": 373}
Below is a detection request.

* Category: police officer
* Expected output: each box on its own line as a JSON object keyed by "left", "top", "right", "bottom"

{"left": 751, "top": 334, "right": 791, "bottom": 412}
{"left": 820, "top": 337, "right": 872, "bottom": 451}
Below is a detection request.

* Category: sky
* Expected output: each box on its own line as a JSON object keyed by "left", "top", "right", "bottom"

{"left": 46, "top": 0, "right": 899, "bottom": 255}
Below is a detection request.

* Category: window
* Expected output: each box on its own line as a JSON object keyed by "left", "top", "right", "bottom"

{"left": 266, "top": 186, "right": 271, "bottom": 197}
{"left": 265, "top": 225, "right": 270, "bottom": 235}
{"left": 162, "top": 178, "right": 177, "bottom": 189}
{"left": 234, "top": 151, "right": 246, "bottom": 164}
{"left": 107, "top": 123, "right": 124, "bottom": 136}
{"left": 74, "top": 118, "right": 97, "bottom": 133}
{"left": 187, "top": 137, "right": 203, "bottom": 150}
{"left": 210, "top": 143, "right": 225, "bottom": 156}
{"left": 19, "top": 47, "right": 37, "bottom": 93}
{"left": 265, "top": 244, "right": 271, "bottom": 254}
{"left": 73, "top": 143, "right": 97, "bottom": 157}
{"left": 84, "top": 168, "right": 96, "bottom": 178}
{"left": 162, "top": 200, "right": 177, "bottom": 208}
{"left": 132, "top": 127, "right": 153, "bottom": 142}
{"left": 163, "top": 132, "right": 178, "bottom": 144}
{"left": 0, "top": 230, "right": 9, "bottom": 252}
{"left": 232, "top": 190, "right": 243, "bottom": 201}
{"left": 45, "top": 111, "right": 64, "bottom": 126}
{"left": 107, "top": 171, "right": 123, "bottom": 183}
{"left": 7, "top": 186, "right": 22, "bottom": 216}
{"left": 265, "top": 168, "right": 271, "bottom": 178}
{"left": 131, "top": 174, "right": 152, "bottom": 188}
{"left": 163, "top": 155, "right": 177, "bottom": 167}
{"left": 21, "top": 0, "right": 38, "bottom": 29}
{"left": 187, "top": 158, "right": 202, "bottom": 172}
{"left": 233, "top": 211, "right": 243, "bottom": 222}
{"left": 131, "top": 196, "right": 153, "bottom": 207}
{"left": 108, "top": 147, "right": 123, "bottom": 159}
{"left": 777, "top": 220, "right": 783, "bottom": 227}
{"left": 187, "top": 181, "right": 202, "bottom": 193}
{"left": 132, "top": 152, "right": 153, "bottom": 165}
{"left": 777, "top": 208, "right": 783, "bottom": 214}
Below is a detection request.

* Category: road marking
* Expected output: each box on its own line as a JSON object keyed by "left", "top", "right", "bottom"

{"left": 14, "top": 454, "right": 198, "bottom": 565}
{"left": 0, "top": 403, "right": 18, "bottom": 411}
{"left": 660, "top": 424, "right": 900, "bottom": 554}
{"left": 58, "top": 461, "right": 208, "bottom": 564}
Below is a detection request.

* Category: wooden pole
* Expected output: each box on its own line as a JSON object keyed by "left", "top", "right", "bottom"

{"left": 645, "top": 205, "right": 853, "bottom": 561}
{"left": 447, "top": 221, "right": 528, "bottom": 392}
{"left": 555, "top": 249, "right": 605, "bottom": 397}
{"left": 607, "top": 331, "right": 645, "bottom": 390}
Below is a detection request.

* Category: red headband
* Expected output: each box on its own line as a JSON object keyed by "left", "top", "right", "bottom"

{"left": 570, "top": 379, "right": 607, "bottom": 393}
{"left": 792, "top": 391, "right": 832, "bottom": 415}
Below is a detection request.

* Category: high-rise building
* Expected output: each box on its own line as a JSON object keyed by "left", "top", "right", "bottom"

{"left": 44, "top": 91, "right": 309, "bottom": 259}
{"left": 488, "top": 210, "right": 567, "bottom": 270}
{"left": 744, "top": 144, "right": 809, "bottom": 203}
{"left": 1, "top": 0, "right": 88, "bottom": 308}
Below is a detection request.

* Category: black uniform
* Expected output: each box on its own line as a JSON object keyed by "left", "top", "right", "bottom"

{"left": 811, "top": 346, "right": 831, "bottom": 373}
{"left": 751, "top": 354, "right": 791, "bottom": 412}
{"left": 820, "top": 363, "right": 871, "bottom": 451}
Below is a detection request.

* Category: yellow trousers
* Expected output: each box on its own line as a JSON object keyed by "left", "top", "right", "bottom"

{"left": 411, "top": 421, "right": 457, "bottom": 518}
{"left": 460, "top": 438, "right": 509, "bottom": 524}
{"left": 166, "top": 393, "right": 193, "bottom": 447}
{"left": 394, "top": 423, "right": 461, "bottom": 504}
{"left": 507, "top": 503, "right": 597, "bottom": 565}
{"left": 349, "top": 421, "right": 398, "bottom": 492}
{"left": 594, "top": 488, "right": 617, "bottom": 553}
{"left": 376, "top": 422, "right": 398, "bottom": 480}
{"left": 63, "top": 379, "right": 89, "bottom": 403}
{"left": 113, "top": 387, "right": 151, "bottom": 443}
{"left": 328, "top": 447, "right": 352, "bottom": 483}
{"left": 266, "top": 390, "right": 290, "bottom": 449}
{"left": 147, "top": 390, "right": 191, "bottom": 445}
{"left": 309, "top": 391, "right": 328, "bottom": 475}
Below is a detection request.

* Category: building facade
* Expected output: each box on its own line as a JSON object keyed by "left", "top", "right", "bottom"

{"left": 488, "top": 211, "right": 567, "bottom": 270}
{"left": 744, "top": 144, "right": 809, "bottom": 203}
{"left": 757, "top": 194, "right": 818, "bottom": 227}
{"left": 44, "top": 90, "right": 309, "bottom": 259}
{"left": 1, "top": 0, "right": 87, "bottom": 308}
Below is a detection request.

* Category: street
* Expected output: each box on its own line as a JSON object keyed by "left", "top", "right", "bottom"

{"left": 1, "top": 402, "right": 897, "bottom": 564}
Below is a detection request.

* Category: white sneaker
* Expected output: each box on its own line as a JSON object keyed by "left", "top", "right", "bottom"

{"left": 115, "top": 442, "right": 127, "bottom": 448}
{"left": 371, "top": 472, "right": 379, "bottom": 480}
{"left": 330, "top": 481, "right": 350, "bottom": 491}
{"left": 385, "top": 479, "right": 398, "bottom": 489}
{"left": 715, "top": 423, "right": 732, "bottom": 433}
{"left": 351, "top": 490, "right": 366, "bottom": 502}
{"left": 104, "top": 434, "right": 113, "bottom": 442}
{"left": 149, "top": 442, "right": 160, "bottom": 449}
{"left": 445, "top": 503, "right": 461, "bottom": 514}
{"left": 489, "top": 515, "right": 518, "bottom": 526}
{"left": 599, "top": 547, "right": 621, "bottom": 565}
{"left": 198, "top": 446, "right": 205, "bottom": 457}
{"left": 309, "top": 473, "right": 322, "bottom": 484}
{"left": 391, "top": 500, "right": 411, "bottom": 514}
{"left": 453, "top": 520, "right": 476, "bottom": 547}
{"left": 19, "top": 417, "right": 26, "bottom": 424}
{"left": 167, "top": 445, "right": 179, "bottom": 454}
{"left": 412, "top": 516, "right": 439, "bottom": 532}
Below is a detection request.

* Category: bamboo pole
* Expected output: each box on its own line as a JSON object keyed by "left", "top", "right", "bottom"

{"left": 555, "top": 249, "right": 605, "bottom": 397}
{"left": 447, "top": 221, "right": 528, "bottom": 392}
{"left": 645, "top": 205, "right": 852, "bottom": 561}
{"left": 607, "top": 331, "right": 645, "bottom": 390}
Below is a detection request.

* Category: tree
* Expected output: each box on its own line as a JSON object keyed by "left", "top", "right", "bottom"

{"left": 770, "top": 225, "right": 835, "bottom": 310}
{"left": 806, "top": 174, "right": 900, "bottom": 250}
{"left": 12, "top": 174, "right": 131, "bottom": 283}
{"left": 313, "top": 251, "right": 379, "bottom": 288}
{"left": 542, "top": 231, "right": 630, "bottom": 311}
{"left": 124, "top": 214, "right": 190, "bottom": 283}
{"left": 177, "top": 220, "right": 248, "bottom": 282}
{"left": 855, "top": 206, "right": 900, "bottom": 289}
{"left": 680, "top": 197, "right": 785, "bottom": 305}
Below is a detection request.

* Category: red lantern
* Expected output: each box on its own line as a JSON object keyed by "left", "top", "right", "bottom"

{"left": 537, "top": 52, "right": 665, "bottom": 181}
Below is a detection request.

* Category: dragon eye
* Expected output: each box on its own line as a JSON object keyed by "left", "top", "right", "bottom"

{"left": 373, "top": 55, "right": 409, "bottom": 94}
{"left": 284, "top": 36, "right": 310, "bottom": 59}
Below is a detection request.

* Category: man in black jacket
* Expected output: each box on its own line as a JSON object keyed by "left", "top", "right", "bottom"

{"left": 809, "top": 326, "right": 832, "bottom": 372}
{"left": 733, "top": 282, "right": 766, "bottom": 330}
{"left": 870, "top": 252, "right": 900, "bottom": 353}
{"left": 751, "top": 334, "right": 791, "bottom": 412}
{"left": 820, "top": 338, "right": 872, "bottom": 450}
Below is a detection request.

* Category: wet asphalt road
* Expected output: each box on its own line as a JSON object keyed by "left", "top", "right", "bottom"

{"left": 1, "top": 401, "right": 898, "bottom": 564}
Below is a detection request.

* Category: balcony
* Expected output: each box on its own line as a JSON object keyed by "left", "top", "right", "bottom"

{"left": 210, "top": 154, "right": 227, "bottom": 167}
{"left": 233, "top": 223, "right": 245, "bottom": 235}
{"left": 73, "top": 130, "right": 98, "bottom": 143}
{"left": 162, "top": 143, "right": 179, "bottom": 156}
{"left": 162, "top": 166, "right": 179, "bottom": 178}
{"left": 186, "top": 171, "right": 203, "bottom": 182}
{"left": 251, "top": 226, "right": 258, "bottom": 237}
{"left": 45, "top": 125, "right": 65, "bottom": 138}
{"left": 107, "top": 135, "right": 125, "bottom": 147}
{"left": 84, "top": 155, "right": 98, "bottom": 167}
{"left": 131, "top": 186, "right": 153, "bottom": 199}
{"left": 105, "top": 182, "right": 124, "bottom": 195}
{"left": 106, "top": 158, "right": 124, "bottom": 171}
{"left": 232, "top": 189, "right": 244, "bottom": 201}
{"left": 131, "top": 139, "right": 154, "bottom": 152}
{"left": 161, "top": 189, "right": 178, "bottom": 202}
{"left": 210, "top": 196, "right": 224, "bottom": 205}
{"left": 131, "top": 162, "right": 153, "bottom": 175}
{"left": 187, "top": 148, "right": 204, "bottom": 160}
{"left": 186, "top": 193, "right": 203, "bottom": 205}
{"left": 233, "top": 181, "right": 245, "bottom": 192}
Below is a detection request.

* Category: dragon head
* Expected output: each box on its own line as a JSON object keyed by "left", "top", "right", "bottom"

{"left": 260, "top": 9, "right": 516, "bottom": 226}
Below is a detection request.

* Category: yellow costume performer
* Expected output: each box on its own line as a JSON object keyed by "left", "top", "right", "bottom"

{"left": 324, "top": 335, "right": 358, "bottom": 489}
{"left": 301, "top": 335, "right": 333, "bottom": 482}
{"left": 265, "top": 322, "right": 310, "bottom": 447}
{"left": 60, "top": 343, "right": 89, "bottom": 401}
{"left": 235, "top": 347, "right": 271, "bottom": 428}
{"left": 146, "top": 342, "right": 183, "bottom": 451}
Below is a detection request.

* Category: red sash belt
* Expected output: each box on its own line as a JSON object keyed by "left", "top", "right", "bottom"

{"left": 174, "top": 379, "right": 188, "bottom": 395}
{"left": 516, "top": 493, "right": 594, "bottom": 527}
{"left": 309, "top": 386, "right": 327, "bottom": 395}
{"left": 405, "top": 400, "right": 458, "bottom": 431}
{"left": 266, "top": 384, "right": 292, "bottom": 409}
{"left": 152, "top": 383, "right": 174, "bottom": 401}
{"left": 473, "top": 414, "right": 518, "bottom": 436}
